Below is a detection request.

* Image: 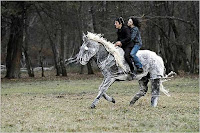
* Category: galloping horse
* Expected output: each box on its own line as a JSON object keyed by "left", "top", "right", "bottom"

{"left": 77, "top": 32, "right": 175, "bottom": 108}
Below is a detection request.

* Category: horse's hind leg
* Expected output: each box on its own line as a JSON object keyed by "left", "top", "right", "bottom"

{"left": 91, "top": 78, "right": 115, "bottom": 108}
{"left": 151, "top": 79, "right": 160, "bottom": 107}
{"left": 130, "top": 76, "right": 149, "bottom": 105}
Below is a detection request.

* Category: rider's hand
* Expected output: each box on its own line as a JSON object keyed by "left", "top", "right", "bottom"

{"left": 115, "top": 41, "right": 122, "bottom": 47}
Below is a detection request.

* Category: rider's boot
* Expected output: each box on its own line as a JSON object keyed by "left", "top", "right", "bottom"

{"left": 129, "top": 69, "right": 136, "bottom": 78}
{"left": 137, "top": 67, "right": 143, "bottom": 74}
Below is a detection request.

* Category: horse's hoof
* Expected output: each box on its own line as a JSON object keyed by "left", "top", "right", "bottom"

{"left": 90, "top": 104, "right": 96, "bottom": 109}
{"left": 112, "top": 98, "right": 115, "bottom": 103}
{"left": 151, "top": 97, "right": 158, "bottom": 107}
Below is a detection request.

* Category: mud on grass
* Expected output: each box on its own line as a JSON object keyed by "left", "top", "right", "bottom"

{"left": 1, "top": 75, "right": 199, "bottom": 132}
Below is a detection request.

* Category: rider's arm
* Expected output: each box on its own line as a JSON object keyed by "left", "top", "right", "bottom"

{"left": 131, "top": 27, "right": 138, "bottom": 42}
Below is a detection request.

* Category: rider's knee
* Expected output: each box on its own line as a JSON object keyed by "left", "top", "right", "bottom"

{"left": 130, "top": 53, "right": 137, "bottom": 58}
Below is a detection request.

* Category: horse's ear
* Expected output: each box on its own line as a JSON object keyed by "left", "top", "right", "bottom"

{"left": 82, "top": 32, "right": 88, "bottom": 42}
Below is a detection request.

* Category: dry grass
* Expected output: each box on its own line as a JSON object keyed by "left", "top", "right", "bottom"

{"left": 1, "top": 74, "right": 199, "bottom": 132}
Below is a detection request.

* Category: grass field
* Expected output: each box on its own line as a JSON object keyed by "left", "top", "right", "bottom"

{"left": 1, "top": 73, "right": 199, "bottom": 132}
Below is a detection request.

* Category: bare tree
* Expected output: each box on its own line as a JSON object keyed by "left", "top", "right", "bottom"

{"left": 34, "top": 2, "right": 62, "bottom": 76}
{"left": 4, "top": 2, "right": 25, "bottom": 78}
{"left": 57, "top": 2, "right": 67, "bottom": 76}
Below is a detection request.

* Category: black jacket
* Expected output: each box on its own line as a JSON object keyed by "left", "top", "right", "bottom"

{"left": 117, "top": 26, "right": 134, "bottom": 49}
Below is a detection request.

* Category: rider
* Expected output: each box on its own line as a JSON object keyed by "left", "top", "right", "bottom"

{"left": 127, "top": 16, "right": 143, "bottom": 73}
{"left": 114, "top": 17, "right": 135, "bottom": 74}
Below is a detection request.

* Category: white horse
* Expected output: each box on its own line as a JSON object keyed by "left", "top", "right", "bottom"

{"left": 77, "top": 32, "right": 175, "bottom": 108}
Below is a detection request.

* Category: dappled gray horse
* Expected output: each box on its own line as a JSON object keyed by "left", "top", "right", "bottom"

{"left": 77, "top": 32, "right": 173, "bottom": 108}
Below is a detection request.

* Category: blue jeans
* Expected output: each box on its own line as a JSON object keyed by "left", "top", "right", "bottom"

{"left": 130, "top": 45, "right": 143, "bottom": 68}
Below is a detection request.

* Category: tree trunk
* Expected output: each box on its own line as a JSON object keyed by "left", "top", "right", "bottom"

{"left": 60, "top": 24, "right": 67, "bottom": 76}
{"left": 76, "top": 2, "right": 85, "bottom": 75}
{"left": 190, "top": 2, "right": 199, "bottom": 73}
{"left": 38, "top": 36, "right": 45, "bottom": 77}
{"left": 5, "top": 2, "right": 25, "bottom": 79}
{"left": 53, "top": 38, "right": 61, "bottom": 76}
{"left": 161, "top": 1, "right": 178, "bottom": 73}
{"left": 90, "top": 2, "right": 98, "bottom": 33}
{"left": 39, "top": 50, "right": 45, "bottom": 77}
{"left": 24, "top": 49, "right": 34, "bottom": 77}
{"left": 85, "top": 2, "right": 96, "bottom": 74}
{"left": 23, "top": 11, "right": 34, "bottom": 77}
{"left": 58, "top": 4, "right": 67, "bottom": 77}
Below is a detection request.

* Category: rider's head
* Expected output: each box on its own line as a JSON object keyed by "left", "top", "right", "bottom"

{"left": 115, "top": 17, "right": 124, "bottom": 29}
{"left": 128, "top": 16, "right": 141, "bottom": 29}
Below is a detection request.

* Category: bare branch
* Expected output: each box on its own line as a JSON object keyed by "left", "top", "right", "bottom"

{"left": 136, "top": 15, "right": 196, "bottom": 28}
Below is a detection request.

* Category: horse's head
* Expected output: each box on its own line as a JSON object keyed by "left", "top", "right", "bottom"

{"left": 77, "top": 33, "right": 99, "bottom": 65}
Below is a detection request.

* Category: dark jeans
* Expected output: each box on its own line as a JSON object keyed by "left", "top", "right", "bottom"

{"left": 130, "top": 44, "right": 143, "bottom": 68}
{"left": 123, "top": 46, "right": 134, "bottom": 71}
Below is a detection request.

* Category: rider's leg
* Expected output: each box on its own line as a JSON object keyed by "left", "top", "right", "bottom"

{"left": 130, "top": 45, "right": 143, "bottom": 70}
{"left": 124, "top": 47, "right": 134, "bottom": 72}
{"left": 151, "top": 79, "right": 160, "bottom": 107}
{"left": 130, "top": 75, "right": 149, "bottom": 105}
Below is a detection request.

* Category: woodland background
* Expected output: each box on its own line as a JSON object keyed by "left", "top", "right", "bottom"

{"left": 1, "top": 1, "right": 199, "bottom": 78}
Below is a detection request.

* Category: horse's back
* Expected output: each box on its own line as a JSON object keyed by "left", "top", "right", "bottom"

{"left": 137, "top": 50, "right": 165, "bottom": 79}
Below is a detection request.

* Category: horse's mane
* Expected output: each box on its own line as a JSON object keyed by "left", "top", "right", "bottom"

{"left": 86, "top": 32, "right": 127, "bottom": 72}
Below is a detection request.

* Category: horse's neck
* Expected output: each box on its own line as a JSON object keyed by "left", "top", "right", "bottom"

{"left": 93, "top": 44, "right": 129, "bottom": 75}
{"left": 93, "top": 44, "right": 110, "bottom": 64}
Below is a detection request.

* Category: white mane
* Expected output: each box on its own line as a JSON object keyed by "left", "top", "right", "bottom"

{"left": 86, "top": 32, "right": 128, "bottom": 72}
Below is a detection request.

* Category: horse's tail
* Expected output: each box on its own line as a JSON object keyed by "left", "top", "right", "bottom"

{"left": 160, "top": 71, "right": 177, "bottom": 97}
{"left": 160, "top": 81, "right": 170, "bottom": 97}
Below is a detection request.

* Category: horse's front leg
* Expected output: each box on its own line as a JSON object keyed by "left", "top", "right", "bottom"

{"left": 91, "top": 77, "right": 115, "bottom": 109}
{"left": 102, "top": 93, "right": 115, "bottom": 103}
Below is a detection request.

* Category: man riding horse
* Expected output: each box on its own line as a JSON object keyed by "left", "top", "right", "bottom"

{"left": 76, "top": 31, "right": 175, "bottom": 109}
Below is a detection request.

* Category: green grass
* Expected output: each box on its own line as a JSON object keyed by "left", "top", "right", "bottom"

{"left": 1, "top": 74, "right": 199, "bottom": 132}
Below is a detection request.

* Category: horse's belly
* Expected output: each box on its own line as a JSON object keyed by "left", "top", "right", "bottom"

{"left": 134, "top": 71, "right": 149, "bottom": 80}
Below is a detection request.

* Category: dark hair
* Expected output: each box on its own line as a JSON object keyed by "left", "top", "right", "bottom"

{"left": 115, "top": 17, "right": 124, "bottom": 26}
{"left": 129, "top": 16, "right": 141, "bottom": 29}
